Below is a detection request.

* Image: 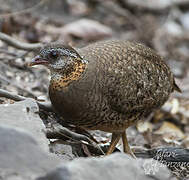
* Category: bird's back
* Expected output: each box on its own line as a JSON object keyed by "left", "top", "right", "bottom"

{"left": 79, "top": 40, "right": 176, "bottom": 110}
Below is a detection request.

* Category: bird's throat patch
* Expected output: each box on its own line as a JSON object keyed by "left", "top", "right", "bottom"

{"left": 50, "top": 62, "right": 87, "bottom": 90}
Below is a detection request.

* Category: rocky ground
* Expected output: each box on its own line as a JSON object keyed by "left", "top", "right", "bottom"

{"left": 0, "top": 0, "right": 189, "bottom": 179}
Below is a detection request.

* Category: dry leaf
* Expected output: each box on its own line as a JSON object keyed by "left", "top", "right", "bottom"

{"left": 170, "top": 98, "right": 180, "bottom": 114}
{"left": 154, "top": 121, "right": 185, "bottom": 140}
{"left": 136, "top": 121, "right": 153, "bottom": 133}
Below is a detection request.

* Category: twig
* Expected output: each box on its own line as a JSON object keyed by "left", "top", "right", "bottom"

{"left": 0, "top": 57, "right": 15, "bottom": 61}
{"left": 38, "top": 102, "right": 53, "bottom": 112}
{"left": 0, "top": 49, "right": 18, "bottom": 56}
{"left": 46, "top": 123, "right": 94, "bottom": 145}
{"left": 46, "top": 123, "right": 105, "bottom": 155}
{"left": 0, "top": 88, "right": 53, "bottom": 112}
{"left": 0, "top": 73, "right": 37, "bottom": 99}
{"left": 0, "top": 32, "right": 42, "bottom": 51}
{"left": 117, "top": 0, "right": 189, "bottom": 12}
{"left": 0, "top": 0, "right": 48, "bottom": 18}
{"left": 0, "top": 89, "right": 26, "bottom": 101}
{"left": 0, "top": 49, "right": 29, "bottom": 59}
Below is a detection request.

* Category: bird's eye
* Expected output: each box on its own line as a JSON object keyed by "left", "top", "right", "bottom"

{"left": 49, "top": 50, "right": 58, "bottom": 59}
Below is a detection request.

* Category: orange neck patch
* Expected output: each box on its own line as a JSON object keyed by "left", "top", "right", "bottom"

{"left": 50, "top": 61, "right": 87, "bottom": 91}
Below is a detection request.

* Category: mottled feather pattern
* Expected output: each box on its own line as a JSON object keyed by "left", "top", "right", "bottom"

{"left": 49, "top": 40, "right": 179, "bottom": 132}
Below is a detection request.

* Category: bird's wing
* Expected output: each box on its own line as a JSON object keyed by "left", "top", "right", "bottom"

{"left": 101, "top": 43, "right": 175, "bottom": 115}
{"left": 79, "top": 40, "right": 176, "bottom": 115}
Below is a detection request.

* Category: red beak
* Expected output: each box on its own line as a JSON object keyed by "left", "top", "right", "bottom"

{"left": 28, "top": 55, "right": 48, "bottom": 66}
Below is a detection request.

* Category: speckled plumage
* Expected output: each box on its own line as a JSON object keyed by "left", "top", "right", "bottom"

{"left": 48, "top": 40, "right": 179, "bottom": 132}
{"left": 30, "top": 40, "right": 180, "bottom": 156}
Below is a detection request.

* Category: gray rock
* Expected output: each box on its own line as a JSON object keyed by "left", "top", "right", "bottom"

{"left": 0, "top": 99, "right": 49, "bottom": 152}
{"left": 0, "top": 125, "right": 60, "bottom": 180}
{"left": 49, "top": 141, "right": 75, "bottom": 161}
{"left": 38, "top": 153, "right": 173, "bottom": 180}
{"left": 164, "top": 21, "right": 182, "bottom": 36}
{"left": 180, "top": 12, "right": 189, "bottom": 30}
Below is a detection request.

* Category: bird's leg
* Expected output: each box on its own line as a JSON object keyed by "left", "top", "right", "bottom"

{"left": 106, "top": 132, "right": 121, "bottom": 155}
{"left": 122, "top": 131, "right": 136, "bottom": 158}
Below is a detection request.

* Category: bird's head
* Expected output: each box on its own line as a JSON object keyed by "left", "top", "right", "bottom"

{"left": 29, "top": 43, "right": 86, "bottom": 75}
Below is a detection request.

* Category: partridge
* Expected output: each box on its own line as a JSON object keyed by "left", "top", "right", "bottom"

{"left": 29, "top": 40, "right": 181, "bottom": 157}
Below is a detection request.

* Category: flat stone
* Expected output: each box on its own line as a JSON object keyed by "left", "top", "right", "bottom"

{"left": 49, "top": 141, "right": 76, "bottom": 161}
{"left": 38, "top": 153, "right": 173, "bottom": 180}
{"left": 0, "top": 99, "right": 49, "bottom": 152}
{"left": 0, "top": 125, "right": 60, "bottom": 180}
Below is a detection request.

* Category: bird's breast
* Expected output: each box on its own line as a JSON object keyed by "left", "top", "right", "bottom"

{"left": 48, "top": 69, "right": 97, "bottom": 124}
{"left": 49, "top": 85, "right": 81, "bottom": 122}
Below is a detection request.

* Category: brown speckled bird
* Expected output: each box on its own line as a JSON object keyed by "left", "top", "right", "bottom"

{"left": 29, "top": 40, "right": 181, "bottom": 157}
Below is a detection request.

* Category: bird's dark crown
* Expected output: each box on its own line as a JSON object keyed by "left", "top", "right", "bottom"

{"left": 39, "top": 42, "right": 80, "bottom": 60}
